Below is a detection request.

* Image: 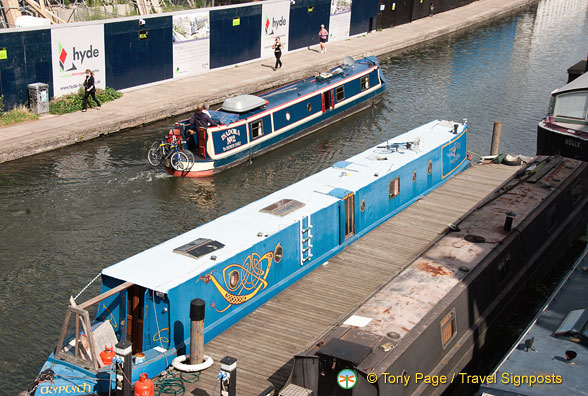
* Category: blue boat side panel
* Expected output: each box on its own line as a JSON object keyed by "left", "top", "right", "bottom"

{"left": 308, "top": 205, "right": 340, "bottom": 261}
{"left": 143, "top": 291, "right": 170, "bottom": 351}
{"left": 441, "top": 128, "right": 467, "bottom": 179}
{"left": 209, "top": 5, "right": 262, "bottom": 69}
{"left": 210, "top": 123, "right": 248, "bottom": 155}
{"left": 287, "top": 0, "right": 331, "bottom": 51}
{"left": 349, "top": 0, "right": 379, "bottom": 36}
{"left": 97, "top": 275, "right": 127, "bottom": 340}
{"left": 272, "top": 94, "right": 322, "bottom": 131}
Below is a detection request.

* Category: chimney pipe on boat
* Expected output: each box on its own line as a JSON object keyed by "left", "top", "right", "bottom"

{"left": 190, "top": 299, "right": 206, "bottom": 364}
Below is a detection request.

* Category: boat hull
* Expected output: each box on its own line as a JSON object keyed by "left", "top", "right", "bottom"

{"left": 537, "top": 120, "right": 588, "bottom": 161}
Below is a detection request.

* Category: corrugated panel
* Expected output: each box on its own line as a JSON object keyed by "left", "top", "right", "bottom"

{"left": 350, "top": 0, "right": 378, "bottom": 36}
{"left": 0, "top": 29, "right": 52, "bottom": 109}
{"left": 104, "top": 16, "right": 173, "bottom": 90}
{"left": 287, "top": 0, "right": 331, "bottom": 51}
{"left": 209, "top": 5, "right": 262, "bottom": 69}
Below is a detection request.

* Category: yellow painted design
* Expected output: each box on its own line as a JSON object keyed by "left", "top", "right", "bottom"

{"left": 153, "top": 328, "right": 170, "bottom": 344}
{"left": 101, "top": 303, "right": 117, "bottom": 329}
{"left": 199, "top": 245, "right": 276, "bottom": 312}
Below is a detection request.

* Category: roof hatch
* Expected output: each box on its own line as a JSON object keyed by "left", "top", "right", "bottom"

{"left": 554, "top": 307, "right": 588, "bottom": 343}
{"left": 260, "top": 199, "right": 305, "bottom": 217}
{"left": 174, "top": 238, "right": 224, "bottom": 259}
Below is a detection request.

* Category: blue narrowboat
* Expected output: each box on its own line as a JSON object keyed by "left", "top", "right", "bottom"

{"left": 31, "top": 119, "right": 468, "bottom": 395}
{"left": 166, "top": 56, "right": 387, "bottom": 177}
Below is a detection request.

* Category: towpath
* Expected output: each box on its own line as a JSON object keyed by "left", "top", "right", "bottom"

{"left": 0, "top": 0, "right": 538, "bottom": 164}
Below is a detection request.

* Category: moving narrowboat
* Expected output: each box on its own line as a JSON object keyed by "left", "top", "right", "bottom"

{"left": 537, "top": 70, "right": 588, "bottom": 161}
{"left": 29, "top": 119, "right": 468, "bottom": 395}
{"left": 166, "top": 56, "right": 387, "bottom": 177}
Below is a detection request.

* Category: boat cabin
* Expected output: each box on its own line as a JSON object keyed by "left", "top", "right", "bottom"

{"left": 547, "top": 71, "right": 588, "bottom": 132}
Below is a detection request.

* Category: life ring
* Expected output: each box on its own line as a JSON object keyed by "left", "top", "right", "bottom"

{"left": 466, "top": 152, "right": 473, "bottom": 161}
{"left": 171, "top": 354, "right": 214, "bottom": 372}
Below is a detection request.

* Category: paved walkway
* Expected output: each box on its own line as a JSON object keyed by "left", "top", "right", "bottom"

{"left": 0, "top": 0, "right": 538, "bottom": 164}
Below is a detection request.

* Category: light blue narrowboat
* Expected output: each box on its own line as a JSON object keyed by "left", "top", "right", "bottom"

{"left": 31, "top": 119, "right": 468, "bottom": 395}
{"left": 167, "top": 56, "right": 387, "bottom": 177}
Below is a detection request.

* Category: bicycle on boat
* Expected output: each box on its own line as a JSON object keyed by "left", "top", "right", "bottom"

{"left": 147, "top": 137, "right": 195, "bottom": 171}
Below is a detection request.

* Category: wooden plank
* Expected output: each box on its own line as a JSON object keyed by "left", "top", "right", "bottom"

{"left": 78, "top": 281, "right": 133, "bottom": 309}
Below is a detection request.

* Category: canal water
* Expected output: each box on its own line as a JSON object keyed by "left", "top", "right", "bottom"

{"left": 1, "top": 0, "right": 586, "bottom": 394}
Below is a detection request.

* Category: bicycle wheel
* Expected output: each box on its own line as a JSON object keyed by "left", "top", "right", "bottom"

{"left": 147, "top": 146, "right": 164, "bottom": 166}
{"left": 170, "top": 151, "right": 189, "bottom": 171}
{"left": 182, "top": 149, "right": 195, "bottom": 169}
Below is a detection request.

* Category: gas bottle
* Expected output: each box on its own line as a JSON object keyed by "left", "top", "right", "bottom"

{"left": 99, "top": 346, "right": 115, "bottom": 366}
{"left": 134, "top": 373, "right": 154, "bottom": 396}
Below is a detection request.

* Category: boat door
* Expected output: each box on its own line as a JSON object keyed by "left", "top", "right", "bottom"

{"left": 126, "top": 285, "right": 146, "bottom": 353}
{"left": 339, "top": 193, "right": 355, "bottom": 244}
{"left": 321, "top": 89, "right": 335, "bottom": 112}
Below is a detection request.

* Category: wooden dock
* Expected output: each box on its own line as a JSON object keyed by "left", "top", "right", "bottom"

{"left": 180, "top": 162, "right": 521, "bottom": 396}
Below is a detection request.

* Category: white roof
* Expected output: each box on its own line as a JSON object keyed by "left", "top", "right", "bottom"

{"left": 102, "top": 120, "right": 464, "bottom": 292}
{"left": 553, "top": 72, "right": 588, "bottom": 95}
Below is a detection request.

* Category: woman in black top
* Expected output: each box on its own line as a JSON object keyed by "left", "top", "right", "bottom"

{"left": 272, "top": 37, "right": 283, "bottom": 71}
{"left": 82, "top": 69, "right": 101, "bottom": 112}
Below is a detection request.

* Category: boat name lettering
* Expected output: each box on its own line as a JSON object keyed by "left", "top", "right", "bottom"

{"left": 564, "top": 138, "right": 581, "bottom": 148}
{"left": 221, "top": 129, "right": 240, "bottom": 143}
{"left": 448, "top": 142, "right": 461, "bottom": 163}
{"left": 38, "top": 383, "right": 93, "bottom": 394}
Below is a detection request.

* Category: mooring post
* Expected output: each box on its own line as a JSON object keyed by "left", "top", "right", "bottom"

{"left": 490, "top": 121, "right": 502, "bottom": 155}
{"left": 219, "top": 356, "right": 238, "bottom": 396}
{"left": 190, "top": 298, "right": 205, "bottom": 364}
{"left": 114, "top": 340, "right": 132, "bottom": 396}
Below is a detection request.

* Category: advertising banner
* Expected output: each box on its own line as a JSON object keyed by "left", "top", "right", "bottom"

{"left": 261, "top": 1, "right": 290, "bottom": 59}
{"left": 329, "top": 0, "right": 352, "bottom": 42}
{"left": 172, "top": 11, "right": 210, "bottom": 78}
{"left": 51, "top": 25, "right": 105, "bottom": 98}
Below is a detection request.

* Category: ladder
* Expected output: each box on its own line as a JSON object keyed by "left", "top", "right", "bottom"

{"left": 299, "top": 215, "right": 313, "bottom": 266}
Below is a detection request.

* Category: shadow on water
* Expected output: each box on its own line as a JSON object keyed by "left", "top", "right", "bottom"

{"left": 1, "top": 0, "right": 587, "bottom": 393}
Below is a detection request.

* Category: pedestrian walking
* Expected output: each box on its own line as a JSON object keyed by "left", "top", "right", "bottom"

{"left": 318, "top": 24, "right": 328, "bottom": 53}
{"left": 82, "top": 69, "right": 100, "bottom": 112}
{"left": 272, "top": 37, "right": 283, "bottom": 70}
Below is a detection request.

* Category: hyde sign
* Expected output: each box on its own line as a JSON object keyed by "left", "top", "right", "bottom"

{"left": 51, "top": 25, "right": 106, "bottom": 97}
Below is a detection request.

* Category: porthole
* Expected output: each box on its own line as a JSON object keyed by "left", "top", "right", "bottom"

{"left": 274, "top": 244, "right": 283, "bottom": 263}
{"left": 427, "top": 160, "right": 433, "bottom": 175}
{"left": 360, "top": 199, "right": 366, "bottom": 212}
{"left": 412, "top": 170, "right": 417, "bottom": 182}
{"left": 285, "top": 112, "right": 291, "bottom": 121}
{"left": 307, "top": 102, "right": 312, "bottom": 112}
{"left": 228, "top": 270, "right": 239, "bottom": 289}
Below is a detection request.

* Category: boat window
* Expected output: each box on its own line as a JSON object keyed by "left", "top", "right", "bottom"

{"left": 336, "top": 86, "right": 345, "bottom": 101}
{"left": 427, "top": 160, "right": 433, "bottom": 175}
{"left": 554, "top": 92, "right": 588, "bottom": 120}
{"left": 440, "top": 309, "right": 457, "bottom": 348}
{"left": 360, "top": 76, "right": 369, "bottom": 91}
{"left": 251, "top": 120, "right": 263, "bottom": 139}
{"left": 261, "top": 199, "right": 305, "bottom": 217}
{"left": 389, "top": 177, "right": 400, "bottom": 199}
{"left": 174, "top": 238, "right": 225, "bottom": 259}
{"left": 307, "top": 102, "right": 312, "bottom": 112}
{"left": 286, "top": 112, "right": 291, "bottom": 121}
{"left": 412, "top": 170, "right": 417, "bottom": 182}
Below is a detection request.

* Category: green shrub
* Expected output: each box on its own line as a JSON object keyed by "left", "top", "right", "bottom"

{"left": 0, "top": 105, "right": 38, "bottom": 127}
{"left": 49, "top": 87, "right": 122, "bottom": 115}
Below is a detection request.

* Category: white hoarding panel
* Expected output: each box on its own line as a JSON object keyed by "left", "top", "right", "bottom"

{"left": 261, "top": 1, "right": 290, "bottom": 59}
{"left": 51, "top": 25, "right": 105, "bottom": 98}
{"left": 329, "top": 0, "right": 352, "bottom": 42}
{"left": 173, "top": 11, "right": 210, "bottom": 78}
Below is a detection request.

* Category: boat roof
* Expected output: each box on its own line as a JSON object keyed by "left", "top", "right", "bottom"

{"left": 102, "top": 120, "right": 463, "bottom": 293}
{"left": 552, "top": 71, "right": 588, "bottom": 95}
{"left": 209, "top": 57, "right": 379, "bottom": 123}
{"left": 480, "top": 246, "right": 588, "bottom": 396}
